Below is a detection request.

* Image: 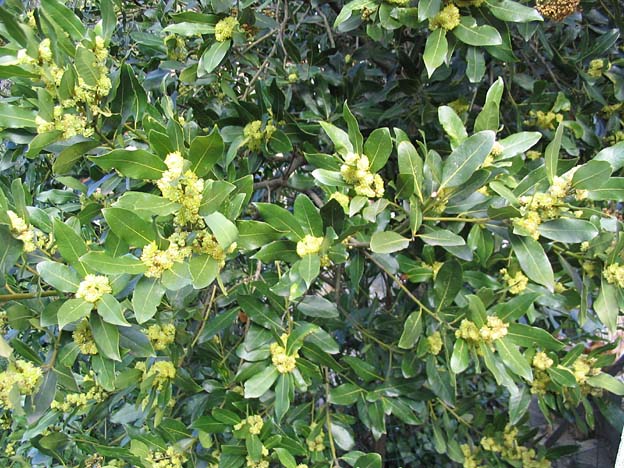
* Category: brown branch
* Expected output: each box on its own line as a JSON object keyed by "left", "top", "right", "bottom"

{"left": 0, "top": 291, "right": 60, "bottom": 302}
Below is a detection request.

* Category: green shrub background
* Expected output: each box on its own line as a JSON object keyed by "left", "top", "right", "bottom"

{"left": 0, "top": 0, "right": 623, "bottom": 466}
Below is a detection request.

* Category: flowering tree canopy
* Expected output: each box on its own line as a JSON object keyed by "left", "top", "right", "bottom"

{"left": 0, "top": 0, "right": 623, "bottom": 467}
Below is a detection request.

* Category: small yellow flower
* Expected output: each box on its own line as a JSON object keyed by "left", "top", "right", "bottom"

{"left": 73, "top": 320, "right": 98, "bottom": 355}
{"left": 146, "top": 361, "right": 177, "bottom": 389}
{"left": 429, "top": 4, "right": 461, "bottom": 31}
{"left": 215, "top": 16, "right": 239, "bottom": 42}
{"left": 76, "top": 274, "right": 111, "bottom": 303}
{"left": 604, "top": 263, "right": 624, "bottom": 288}
{"left": 329, "top": 192, "right": 349, "bottom": 211}
{"left": 532, "top": 352, "right": 553, "bottom": 370}
{"left": 296, "top": 235, "right": 324, "bottom": 257}
{"left": 147, "top": 323, "right": 176, "bottom": 350}
{"left": 0, "top": 360, "right": 42, "bottom": 409}
{"left": 269, "top": 334, "right": 298, "bottom": 374}
{"left": 455, "top": 319, "right": 480, "bottom": 343}
{"left": 7, "top": 210, "right": 36, "bottom": 252}
{"left": 500, "top": 268, "right": 528, "bottom": 295}
{"left": 427, "top": 332, "right": 443, "bottom": 355}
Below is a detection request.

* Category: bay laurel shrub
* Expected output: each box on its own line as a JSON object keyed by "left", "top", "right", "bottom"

{"left": 0, "top": 0, "right": 623, "bottom": 466}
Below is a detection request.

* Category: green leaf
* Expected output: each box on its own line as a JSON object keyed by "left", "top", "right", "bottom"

{"left": 0, "top": 103, "right": 37, "bottom": 128}
{"left": 36, "top": 261, "right": 81, "bottom": 293}
{"left": 132, "top": 277, "right": 165, "bottom": 324}
{"left": 41, "top": 0, "right": 86, "bottom": 40}
{"left": 298, "top": 254, "right": 320, "bottom": 286}
{"left": 294, "top": 195, "right": 324, "bottom": 237}
{"left": 450, "top": 338, "right": 470, "bottom": 374}
{"left": 418, "top": 226, "right": 466, "bottom": 246}
{"left": 189, "top": 254, "right": 219, "bottom": 289}
{"left": 298, "top": 295, "right": 339, "bottom": 319}
{"left": 203, "top": 211, "right": 238, "bottom": 248}
{"left": 438, "top": 106, "right": 467, "bottom": 147}
{"left": 343, "top": 102, "right": 363, "bottom": 154}
{"left": 586, "top": 373, "right": 624, "bottom": 396}
{"left": 452, "top": 17, "right": 502, "bottom": 46}
{"left": 53, "top": 140, "right": 99, "bottom": 174}
{"left": 80, "top": 252, "right": 147, "bottom": 275}
{"left": 544, "top": 123, "right": 564, "bottom": 184}
{"left": 255, "top": 203, "right": 305, "bottom": 240}
{"left": 397, "top": 140, "right": 424, "bottom": 200}
{"left": 330, "top": 383, "right": 363, "bottom": 405}
{"left": 97, "top": 294, "right": 130, "bottom": 327}
{"left": 370, "top": 231, "right": 410, "bottom": 254}
{"left": 163, "top": 22, "right": 215, "bottom": 35}
{"left": 398, "top": 310, "right": 422, "bottom": 349}
{"left": 588, "top": 177, "right": 624, "bottom": 201}
{"left": 90, "top": 149, "right": 166, "bottom": 180}
{"left": 198, "top": 40, "right": 230, "bottom": 76}
{"left": 244, "top": 366, "right": 279, "bottom": 398}
{"left": 58, "top": 298, "right": 93, "bottom": 330}
{"left": 111, "top": 64, "right": 147, "bottom": 124}
{"left": 199, "top": 180, "right": 236, "bottom": 215}
{"left": 53, "top": 219, "right": 90, "bottom": 277}
{"left": 547, "top": 366, "right": 576, "bottom": 387}
{"left": 439, "top": 131, "right": 495, "bottom": 190}
{"left": 0, "top": 7, "right": 27, "bottom": 46}
{"left": 571, "top": 160, "right": 612, "bottom": 190}
{"left": 90, "top": 314, "right": 121, "bottom": 361}
{"left": 423, "top": 29, "right": 448, "bottom": 77}
{"left": 237, "top": 221, "right": 282, "bottom": 250}
{"left": 434, "top": 260, "right": 462, "bottom": 309}
{"left": 495, "top": 337, "right": 533, "bottom": 381}
{"left": 274, "top": 373, "right": 292, "bottom": 422}
{"left": 354, "top": 453, "right": 382, "bottom": 468}
{"left": 189, "top": 127, "right": 224, "bottom": 177}
{"left": 506, "top": 323, "right": 564, "bottom": 350}
{"left": 320, "top": 122, "right": 353, "bottom": 155}
{"left": 486, "top": 0, "right": 543, "bottom": 22}
{"left": 499, "top": 132, "right": 542, "bottom": 159}
{"left": 595, "top": 279, "right": 618, "bottom": 333}
{"left": 103, "top": 208, "right": 157, "bottom": 248}
{"left": 537, "top": 218, "right": 599, "bottom": 243}
{"left": 274, "top": 448, "right": 297, "bottom": 468}
{"left": 113, "top": 192, "right": 180, "bottom": 219}
{"left": 364, "top": 128, "right": 392, "bottom": 174}
{"left": 465, "top": 46, "right": 486, "bottom": 83}
{"left": 75, "top": 47, "right": 100, "bottom": 87}
{"left": 510, "top": 234, "right": 554, "bottom": 291}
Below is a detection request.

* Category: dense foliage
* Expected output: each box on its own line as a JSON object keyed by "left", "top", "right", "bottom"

{"left": 0, "top": 0, "right": 623, "bottom": 466}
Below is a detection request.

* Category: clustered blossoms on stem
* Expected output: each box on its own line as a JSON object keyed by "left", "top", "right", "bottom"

{"left": 6, "top": 210, "right": 36, "bottom": 252}
{"left": 243, "top": 120, "right": 276, "bottom": 151}
{"left": 429, "top": 4, "right": 461, "bottom": 30}
{"left": 500, "top": 268, "right": 529, "bottom": 295}
{"left": 29, "top": 36, "right": 112, "bottom": 139}
{"left": 526, "top": 109, "right": 563, "bottom": 130}
{"left": 426, "top": 331, "right": 443, "bottom": 355}
{"left": 269, "top": 334, "right": 298, "bottom": 373}
{"left": 296, "top": 235, "right": 324, "bottom": 257}
{"left": 603, "top": 263, "right": 624, "bottom": 288}
{"left": 145, "top": 360, "right": 177, "bottom": 390}
{"left": 329, "top": 191, "right": 350, "bottom": 212}
{"left": 0, "top": 360, "right": 42, "bottom": 409}
{"left": 233, "top": 415, "right": 264, "bottom": 435}
{"left": 157, "top": 152, "right": 205, "bottom": 226}
{"left": 76, "top": 274, "right": 111, "bottom": 303}
{"left": 73, "top": 319, "right": 98, "bottom": 355}
{"left": 214, "top": 16, "right": 239, "bottom": 42}
{"left": 51, "top": 374, "right": 106, "bottom": 412}
{"left": 478, "top": 424, "right": 552, "bottom": 468}
{"left": 535, "top": 0, "right": 579, "bottom": 21}
{"left": 147, "top": 323, "right": 176, "bottom": 350}
{"left": 340, "top": 152, "right": 384, "bottom": 198}
{"left": 146, "top": 446, "right": 187, "bottom": 468}
{"left": 456, "top": 316, "right": 509, "bottom": 345}
{"left": 245, "top": 446, "right": 269, "bottom": 468}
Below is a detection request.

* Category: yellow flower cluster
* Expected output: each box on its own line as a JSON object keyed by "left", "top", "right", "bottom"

{"left": 296, "top": 235, "right": 324, "bottom": 257}
{"left": 460, "top": 443, "right": 480, "bottom": 468}
{"left": 385, "top": 0, "right": 410, "bottom": 5}
{"left": 270, "top": 334, "right": 298, "bottom": 374}
{"left": 602, "top": 102, "right": 623, "bottom": 117}
{"left": 0, "top": 360, "right": 42, "bottom": 409}
{"left": 146, "top": 446, "right": 187, "bottom": 468}
{"left": 500, "top": 268, "right": 528, "bottom": 295}
{"left": 0, "top": 311, "right": 7, "bottom": 334}
{"left": 480, "top": 425, "right": 551, "bottom": 468}
{"left": 532, "top": 352, "right": 553, "bottom": 371}
{"left": 147, "top": 323, "right": 176, "bottom": 350}
{"left": 234, "top": 414, "right": 264, "bottom": 434}
{"left": 288, "top": 72, "right": 298, "bottom": 83}
{"left": 448, "top": 98, "right": 470, "bottom": 115}
{"left": 243, "top": 120, "right": 276, "bottom": 151}
{"left": 193, "top": 230, "right": 236, "bottom": 266}
{"left": 307, "top": 431, "right": 325, "bottom": 452}
{"left": 7, "top": 210, "right": 36, "bottom": 253}
{"left": 51, "top": 384, "right": 105, "bottom": 412}
{"left": 527, "top": 110, "right": 563, "bottom": 130}
{"left": 571, "top": 355, "right": 599, "bottom": 384}
{"left": 73, "top": 320, "right": 98, "bottom": 355}
{"left": 482, "top": 141, "right": 504, "bottom": 167}
{"left": 215, "top": 17, "right": 239, "bottom": 42}
{"left": 455, "top": 316, "right": 508, "bottom": 345}
{"left": 76, "top": 274, "right": 111, "bottom": 303}
{"left": 530, "top": 370, "right": 550, "bottom": 395}
{"left": 157, "top": 152, "right": 205, "bottom": 226}
{"left": 536, "top": 0, "right": 579, "bottom": 21}
{"left": 141, "top": 236, "right": 189, "bottom": 278}
{"left": 587, "top": 59, "right": 606, "bottom": 78}
{"left": 246, "top": 446, "right": 269, "bottom": 468}
{"left": 340, "top": 152, "right": 384, "bottom": 198}
{"left": 607, "top": 130, "right": 624, "bottom": 145}
{"left": 429, "top": 4, "right": 461, "bottom": 31}
{"left": 526, "top": 150, "right": 542, "bottom": 160}
{"left": 29, "top": 37, "right": 111, "bottom": 139}
{"left": 426, "top": 331, "right": 443, "bottom": 355}
{"left": 146, "top": 360, "right": 176, "bottom": 390}
{"left": 329, "top": 192, "right": 350, "bottom": 212}
{"left": 604, "top": 263, "right": 624, "bottom": 288}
